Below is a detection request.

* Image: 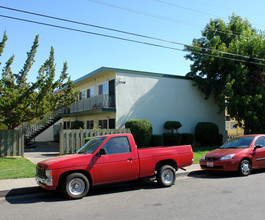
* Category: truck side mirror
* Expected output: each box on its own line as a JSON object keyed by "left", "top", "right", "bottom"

{"left": 99, "top": 148, "right": 106, "bottom": 156}
{"left": 254, "top": 145, "right": 263, "bottom": 150}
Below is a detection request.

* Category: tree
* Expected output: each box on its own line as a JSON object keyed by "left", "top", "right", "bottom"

{"left": 185, "top": 14, "right": 265, "bottom": 134}
{"left": 0, "top": 32, "right": 78, "bottom": 129}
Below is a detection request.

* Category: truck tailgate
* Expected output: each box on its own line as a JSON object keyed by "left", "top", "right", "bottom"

{"left": 137, "top": 145, "right": 193, "bottom": 177}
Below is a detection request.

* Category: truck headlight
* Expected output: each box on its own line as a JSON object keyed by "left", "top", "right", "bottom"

{"left": 45, "top": 170, "right": 52, "bottom": 177}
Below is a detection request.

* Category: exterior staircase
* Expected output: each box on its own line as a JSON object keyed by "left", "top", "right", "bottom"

{"left": 22, "top": 112, "right": 62, "bottom": 146}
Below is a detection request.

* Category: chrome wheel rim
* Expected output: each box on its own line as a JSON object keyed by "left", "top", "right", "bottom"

{"left": 241, "top": 161, "right": 250, "bottom": 175}
{"left": 69, "top": 178, "right": 85, "bottom": 196}
{"left": 162, "top": 169, "right": 174, "bottom": 184}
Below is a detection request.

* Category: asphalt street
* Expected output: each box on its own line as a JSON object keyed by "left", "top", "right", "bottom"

{"left": 1, "top": 169, "right": 265, "bottom": 220}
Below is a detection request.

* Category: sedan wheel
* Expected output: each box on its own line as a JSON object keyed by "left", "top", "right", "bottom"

{"left": 239, "top": 160, "right": 252, "bottom": 176}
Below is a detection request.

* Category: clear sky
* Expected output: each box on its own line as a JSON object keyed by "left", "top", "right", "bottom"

{"left": 0, "top": 0, "right": 265, "bottom": 83}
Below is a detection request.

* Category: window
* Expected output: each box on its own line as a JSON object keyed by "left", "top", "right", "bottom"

{"left": 87, "top": 87, "right": 94, "bottom": 98}
{"left": 226, "top": 121, "right": 237, "bottom": 130}
{"left": 101, "top": 136, "right": 131, "bottom": 155}
{"left": 99, "top": 82, "right": 108, "bottom": 95}
{"left": 255, "top": 137, "right": 265, "bottom": 147}
{"left": 99, "top": 119, "right": 107, "bottom": 129}
{"left": 109, "top": 119, "right": 115, "bottom": 129}
{"left": 79, "top": 90, "right": 85, "bottom": 100}
{"left": 87, "top": 120, "right": 94, "bottom": 129}
{"left": 64, "top": 121, "right": 71, "bottom": 129}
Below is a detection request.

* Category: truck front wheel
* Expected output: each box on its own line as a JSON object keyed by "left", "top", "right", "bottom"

{"left": 62, "top": 173, "right": 90, "bottom": 199}
{"left": 157, "top": 165, "right": 176, "bottom": 187}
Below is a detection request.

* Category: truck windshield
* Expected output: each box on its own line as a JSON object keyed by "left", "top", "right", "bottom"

{"left": 219, "top": 137, "right": 254, "bottom": 149}
{"left": 77, "top": 137, "right": 107, "bottom": 154}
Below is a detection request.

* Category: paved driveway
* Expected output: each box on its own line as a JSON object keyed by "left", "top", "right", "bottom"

{"left": 24, "top": 142, "right": 59, "bottom": 164}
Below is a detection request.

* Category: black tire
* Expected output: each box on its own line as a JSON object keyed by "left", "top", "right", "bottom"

{"left": 157, "top": 165, "right": 176, "bottom": 187}
{"left": 62, "top": 173, "right": 90, "bottom": 199}
{"left": 238, "top": 159, "right": 252, "bottom": 176}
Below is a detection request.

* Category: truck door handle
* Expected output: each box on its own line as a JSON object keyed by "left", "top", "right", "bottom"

{"left": 128, "top": 158, "right": 133, "bottom": 163}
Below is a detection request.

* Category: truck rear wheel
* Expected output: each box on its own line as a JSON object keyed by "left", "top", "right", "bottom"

{"left": 62, "top": 173, "right": 90, "bottom": 199}
{"left": 157, "top": 165, "right": 176, "bottom": 187}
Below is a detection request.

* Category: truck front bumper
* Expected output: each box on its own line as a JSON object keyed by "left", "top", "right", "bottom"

{"left": 36, "top": 175, "right": 56, "bottom": 190}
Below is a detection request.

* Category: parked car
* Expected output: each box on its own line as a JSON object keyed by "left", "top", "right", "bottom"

{"left": 200, "top": 134, "right": 265, "bottom": 176}
{"left": 36, "top": 133, "right": 193, "bottom": 199}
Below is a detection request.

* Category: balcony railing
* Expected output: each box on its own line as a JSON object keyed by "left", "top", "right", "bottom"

{"left": 57, "top": 94, "right": 115, "bottom": 115}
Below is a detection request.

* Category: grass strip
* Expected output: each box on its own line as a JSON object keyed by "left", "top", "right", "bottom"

{"left": 192, "top": 146, "right": 218, "bottom": 164}
{"left": 0, "top": 157, "right": 36, "bottom": 180}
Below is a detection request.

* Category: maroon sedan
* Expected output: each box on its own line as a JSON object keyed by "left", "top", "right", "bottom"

{"left": 200, "top": 134, "right": 265, "bottom": 176}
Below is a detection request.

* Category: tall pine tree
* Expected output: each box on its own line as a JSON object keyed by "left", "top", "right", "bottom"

{"left": 0, "top": 32, "right": 77, "bottom": 129}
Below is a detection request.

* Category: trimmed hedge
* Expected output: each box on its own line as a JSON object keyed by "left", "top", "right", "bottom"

{"left": 164, "top": 121, "right": 182, "bottom": 131}
{"left": 195, "top": 122, "right": 222, "bottom": 146}
{"left": 163, "top": 133, "right": 182, "bottom": 146}
{"left": 125, "top": 119, "right": 153, "bottom": 148}
{"left": 151, "top": 134, "right": 163, "bottom": 147}
{"left": 181, "top": 133, "right": 194, "bottom": 145}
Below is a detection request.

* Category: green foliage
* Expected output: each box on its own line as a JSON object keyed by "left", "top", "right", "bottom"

{"left": 181, "top": 133, "right": 194, "bottom": 145}
{"left": 164, "top": 121, "right": 182, "bottom": 132}
{"left": 151, "top": 134, "right": 163, "bottom": 147}
{"left": 70, "top": 120, "right": 84, "bottom": 129}
{"left": 195, "top": 122, "right": 222, "bottom": 146}
{"left": 185, "top": 14, "right": 265, "bottom": 134}
{"left": 125, "top": 119, "right": 153, "bottom": 147}
{"left": 163, "top": 133, "right": 182, "bottom": 146}
{"left": 0, "top": 32, "right": 78, "bottom": 129}
{"left": 0, "top": 122, "right": 8, "bottom": 130}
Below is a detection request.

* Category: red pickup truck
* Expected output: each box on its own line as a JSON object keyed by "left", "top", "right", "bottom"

{"left": 36, "top": 133, "right": 193, "bottom": 199}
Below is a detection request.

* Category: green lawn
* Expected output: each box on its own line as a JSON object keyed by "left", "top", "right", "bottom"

{"left": 0, "top": 157, "right": 36, "bottom": 180}
{"left": 192, "top": 146, "right": 219, "bottom": 164}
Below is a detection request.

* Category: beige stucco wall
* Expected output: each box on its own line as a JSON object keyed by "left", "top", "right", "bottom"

{"left": 115, "top": 72, "right": 226, "bottom": 139}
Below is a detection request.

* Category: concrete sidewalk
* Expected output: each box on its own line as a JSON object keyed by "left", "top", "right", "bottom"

{"left": 0, "top": 163, "right": 201, "bottom": 198}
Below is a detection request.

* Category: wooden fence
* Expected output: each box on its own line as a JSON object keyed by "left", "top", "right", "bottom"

{"left": 60, "top": 128, "right": 130, "bottom": 155}
{"left": 0, "top": 130, "right": 24, "bottom": 157}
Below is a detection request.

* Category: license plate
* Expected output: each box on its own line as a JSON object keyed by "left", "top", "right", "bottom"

{"left": 207, "top": 162, "right": 214, "bottom": 167}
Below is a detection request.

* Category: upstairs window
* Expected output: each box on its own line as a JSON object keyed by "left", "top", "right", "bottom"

{"left": 99, "top": 82, "right": 108, "bottom": 95}
{"left": 79, "top": 90, "right": 85, "bottom": 100}
{"left": 87, "top": 87, "right": 94, "bottom": 98}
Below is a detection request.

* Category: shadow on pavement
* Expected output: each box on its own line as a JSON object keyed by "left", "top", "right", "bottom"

{"left": 24, "top": 142, "right": 59, "bottom": 153}
{"left": 5, "top": 179, "right": 160, "bottom": 204}
{"left": 188, "top": 168, "right": 265, "bottom": 179}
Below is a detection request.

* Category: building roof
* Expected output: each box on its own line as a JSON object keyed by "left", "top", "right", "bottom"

{"left": 74, "top": 67, "right": 191, "bottom": 84}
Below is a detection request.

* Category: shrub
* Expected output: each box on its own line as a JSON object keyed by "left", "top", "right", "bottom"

{"left": 181, "top": 133, "right": 194, "bottom": 145}
{"left": 164, "top": 121, "right": 182, "bottom": 132}
{"left": 125, "top": 119, "right": 153, "bottom": 148}
{"left": 195, "top": 122, "right": 222, "bottom": 146}
{"left": 54, "top": 131, "right": 60, "bottom": 143}
{"left": 0, "top": 123, "right": 8, "bottom": 130}
{"left": 84, "top": 137, "right": 94, "bottom": 143}
{"left": 163, "top": 133, "right": 182, "bottom": 146}
{"left": 215, "top": 133, "right": 223, "bottom": 146}
{"left": 70, "top": 120, "right": 84, "bottom": 129}
{"left": 151, "top": 135, "right": 163, "bottom": 147}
